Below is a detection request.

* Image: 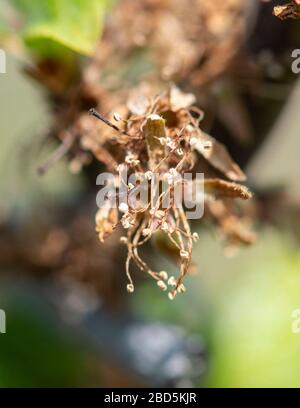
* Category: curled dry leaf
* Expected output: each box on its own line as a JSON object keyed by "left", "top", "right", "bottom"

{"left": 193, "top": 132, "right": 246, "bottom": 182}
{"left": 95, "top": 206, "right": 118, "bottom": 243}
{"left": 204, "top": 179, "right": 252, "bottom": 200}
{"left": 273, "top": 1, "right": 300, "bottom": 20}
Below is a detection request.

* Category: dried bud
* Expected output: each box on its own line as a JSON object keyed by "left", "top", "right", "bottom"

{"left": 169, "top": 168, "right": 178, "bottom": 176}
{"left": 177, "top": 283, "right": 187, "bottom": 293}
{"left": 121, "top": 213, "right": 134, "bottom": 229}
{"left": 119, "top": 202, "right": 129, "bottom": 213}
{"left": 113, "top": 112, "right": 122, "bottom": 121}
{"left": 168, "top": 276, "right": 177, "bottom": 286}
{"left": 125, "top": 153, "right": 140, "bottom": 166}
{"left": 159, "top": 271, "right": 168, "bottom": 281}
{"left": 168, "top": 291, "right": 177, "bottom": 300}
{"left": 192, "top": 232, "right": 199, "bottom": 242}
{"left": 157, "top": 280, "right": 167, "bottom": 291}
{"left": 126, "top": 284, "right": 134, "bottom": 293}
{"left": 180, "top": 250, "right": 189, "bottom": 259}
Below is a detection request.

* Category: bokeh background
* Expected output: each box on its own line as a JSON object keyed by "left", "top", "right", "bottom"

{"left": 1, "top": 0, "right": 300, "bottom": 388}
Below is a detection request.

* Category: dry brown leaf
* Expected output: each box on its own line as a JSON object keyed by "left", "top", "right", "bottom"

{"left": 204, "top": 179, "right": 252, "bottom": 200}
{"left": 194, "top": 132, "right": 246, "bottom": 181}
{"left": 273, "top": 1, "right": 300, "bottom": 20}
{"left": 95, "top": 206, "right": 118, "bottom": 243}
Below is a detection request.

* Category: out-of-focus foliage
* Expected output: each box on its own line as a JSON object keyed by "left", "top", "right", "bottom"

{"left": 0, "top": 302, "right": 87, "bottom": 387}
{"left": 209, "top": 232, "right": 300, "bottom": 388}
{"left": 133, "top": 229, "right": 300, "bottom": 387}
{"left": 5, "top": 0, "right": 111, "bottom": 57}
{"left": 0, "top": 15, "right": 9, "bottom": 36}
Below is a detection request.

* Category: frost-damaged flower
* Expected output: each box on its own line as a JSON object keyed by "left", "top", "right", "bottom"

{"left": 90, "top": 86, "right": 254, "bottom": 299}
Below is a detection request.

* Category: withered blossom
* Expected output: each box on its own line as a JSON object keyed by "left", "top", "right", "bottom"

{"left": 91, "top": 86, "right": 254, "bottom": 299}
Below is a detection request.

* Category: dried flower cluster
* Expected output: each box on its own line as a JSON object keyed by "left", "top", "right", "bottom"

{"left": 273, "top": 0, "right": 300, "bottom": 19}
{"left": 91, "top": 86, "right": 254, "bottom": 299}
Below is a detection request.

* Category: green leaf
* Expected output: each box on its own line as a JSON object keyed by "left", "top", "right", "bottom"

{"left": 11, "top": 0, "right": 109, "bottom": 56}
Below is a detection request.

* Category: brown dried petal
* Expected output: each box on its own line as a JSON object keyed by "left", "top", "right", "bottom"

{"left": 194, "top": 132, "right": 246, "bottom": 181}
{"left": 204, "top": 179, "right": 252, "bottom": 200}
{"left": 95, "top": 206, "right": 118, "bottom": 243}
